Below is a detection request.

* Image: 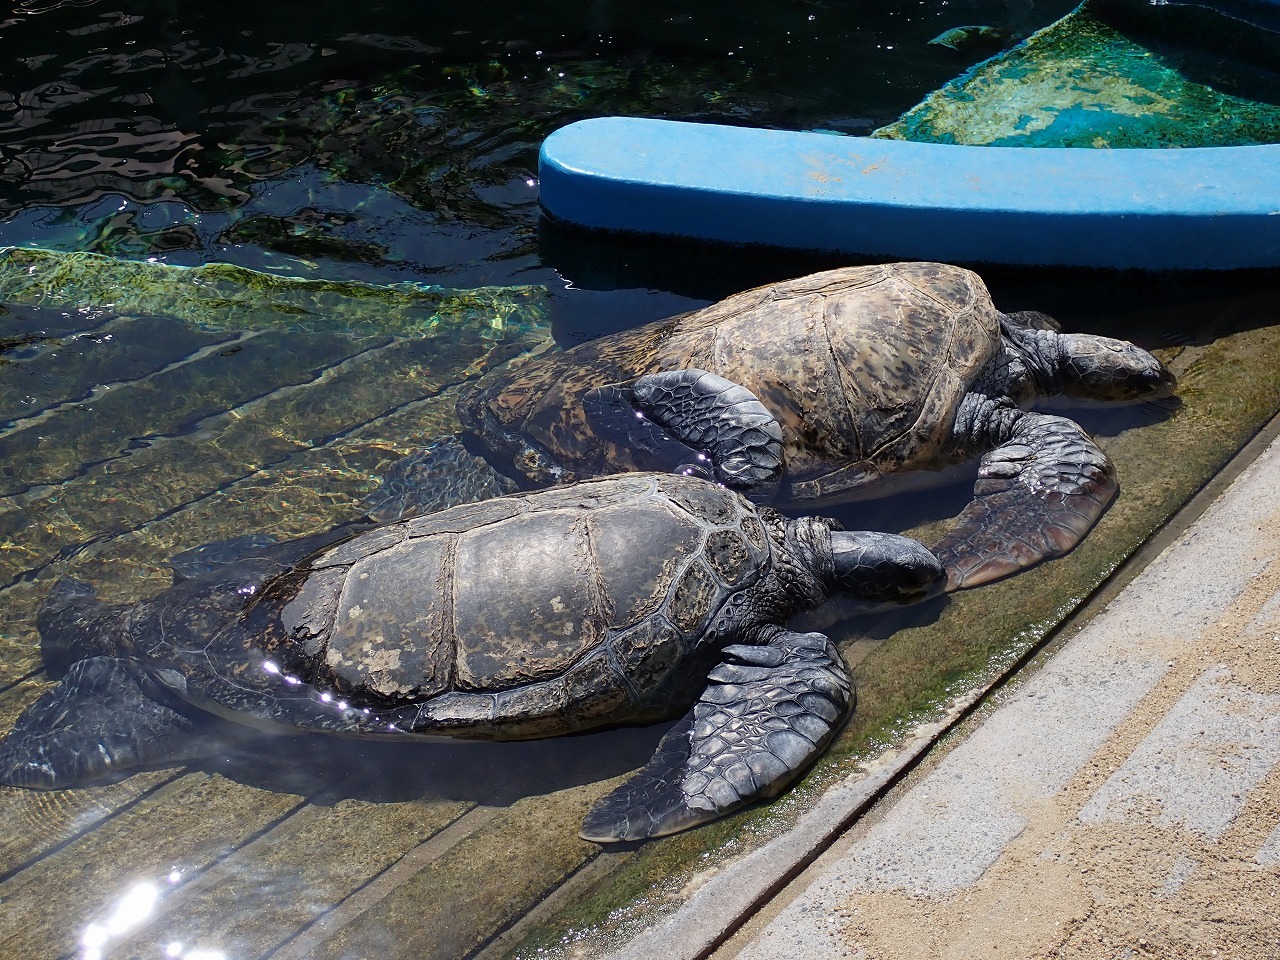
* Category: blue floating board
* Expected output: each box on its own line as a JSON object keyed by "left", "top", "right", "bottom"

{"left": 538, "top": 117, "right": 1280, "bottom": 270}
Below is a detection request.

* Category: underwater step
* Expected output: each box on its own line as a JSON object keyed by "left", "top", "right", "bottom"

{"left": 537, "top": 117, "right": 1280, "bottom": 270}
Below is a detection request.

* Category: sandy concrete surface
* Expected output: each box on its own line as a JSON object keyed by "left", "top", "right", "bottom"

{"left": 722, "top": 431, "right": 1280, "bottom": 960}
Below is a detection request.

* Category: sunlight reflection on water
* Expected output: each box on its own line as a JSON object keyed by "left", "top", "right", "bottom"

{"left": 77, "top": 872, "right": 233, "bottom": 960}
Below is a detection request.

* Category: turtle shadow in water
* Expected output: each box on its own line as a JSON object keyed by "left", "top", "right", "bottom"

{"left": 828, "top": 591, "right": 952, "bottom": 646}
{"left": 1036, "top": 391, "right": 1183, "bottom": 439}
{"left": 199, "top": 719, "right": 669, "bottom": 809}
{"left": 181, "top": 592, "right": 954, "bottom": 810}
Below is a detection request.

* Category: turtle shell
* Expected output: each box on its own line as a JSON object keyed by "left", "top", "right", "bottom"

{"left": 282, "top": 473, "right": 772, "bottom": 736}
{"left": 460, "top": 262, "right": 1003, "bottom": 503}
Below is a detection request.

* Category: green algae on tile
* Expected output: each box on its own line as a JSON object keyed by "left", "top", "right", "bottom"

{"left": 0, "top": 247, "right": 548, "bottom": 340}
{"left": 874, "top": 3, "right": 1280, "bottom": 147}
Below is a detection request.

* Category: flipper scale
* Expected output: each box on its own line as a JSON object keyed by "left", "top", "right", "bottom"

{"left": 935, "top": 411, "right": 1117, "bottom": 589}
{"left": 580, "top": 630, "right": 852, "bottom": 842}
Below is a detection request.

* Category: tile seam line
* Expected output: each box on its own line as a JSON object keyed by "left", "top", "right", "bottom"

{"left": 467, "top": 851, "right": 608, "bottom": 960}
{"left": 262, "top": 802, "right": 506, "bottom": 960}
{"left": 0, "top": 329, "right": 392, "bottom": 503}
{"left": 0, "top": 328, "right": 257, "bottom": 443}
{"left": 0, "top": 770, "right": 187, "bottom": 886}
{"left": 47, "top": 792, "right": 312, "bottom": 960}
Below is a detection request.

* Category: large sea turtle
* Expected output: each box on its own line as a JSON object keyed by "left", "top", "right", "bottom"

{"left": 369, "top": 262, "right": 1175, "bottom": 589}
{"left": 0, "top": 474, "right": 942, "bottom": 841}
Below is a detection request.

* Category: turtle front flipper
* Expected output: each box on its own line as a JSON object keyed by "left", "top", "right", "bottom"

{"left": 580, "top": 630, "right": 852, "bottom": 842}
{"left": 363, "top": 435, "right": 519, "bottom": 521}
{"left": 935, "top": 411, "right": 1116, "bottom": 590}
{"left": 583, "top": 368, "right": 784, "bottom": 500}
{"left": 0, "top": 657, "right": 213, "bottom": 789}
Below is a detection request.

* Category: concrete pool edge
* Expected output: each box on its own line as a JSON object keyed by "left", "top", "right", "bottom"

{"left": 716, "top": 408, "right": 1280, "bottom": 959}
{"left": 600, "top": 404, "right": 1280, "bottom": 960}
{"left": 537, "top": 117, "right": 1280, "bottom": 270}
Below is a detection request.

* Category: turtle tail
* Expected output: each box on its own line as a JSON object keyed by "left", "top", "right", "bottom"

{"left": 36, "top": 578, "right": 122, "bottom": 678}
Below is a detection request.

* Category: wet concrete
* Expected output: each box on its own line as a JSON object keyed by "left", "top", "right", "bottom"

{"left": 712, "top": 415, "right": 1280, "bottom": 960}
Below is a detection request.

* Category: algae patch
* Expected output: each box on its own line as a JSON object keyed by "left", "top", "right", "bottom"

{"left": 0, "top": 247, "right": 547, "bottom": 340}
{"left": 875, "top": 3, "right": 1280, "bottom": 147}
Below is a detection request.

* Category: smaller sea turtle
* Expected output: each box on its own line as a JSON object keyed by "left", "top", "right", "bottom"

{"left": 0, "top": 474, "right": 942, "bottom": 841}
{"left": 368, "top": 263, "right": 1175, "bottom": 590}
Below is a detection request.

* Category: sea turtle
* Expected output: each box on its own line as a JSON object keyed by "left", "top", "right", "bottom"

{"left": 368, "top": 262, "right": 1175, "bottom": 589}
{"left": 0, "top": 473, "right": 943, "bottom": 842}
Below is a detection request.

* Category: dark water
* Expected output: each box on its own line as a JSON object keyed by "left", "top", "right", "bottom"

{"left": 0, "top": 0, "right": 1077, "bottom": 295}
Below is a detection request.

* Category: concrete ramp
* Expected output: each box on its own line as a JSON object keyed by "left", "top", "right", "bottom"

{"left": 723, "top": 427, "right": 1280, "bottom": 959}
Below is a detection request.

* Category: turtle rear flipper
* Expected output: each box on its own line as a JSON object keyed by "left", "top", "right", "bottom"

{"left": 363, "top": 435, "right": 519, "bottom": 522}
{"left": 168, "top": 533, "right": 278, "bottom": 580}
{"left": 0, "top": 657, "right": 211, "bottom": 789}
{"left": 580, "top": 630, "right": 852, "bottom": 842}
{"left": 935, "top": 411, "right": 1116, "bottom": 590}
{"left": 168, "top": 522, "right": 377, "bottom": 583}
{"left": 38, "top": 578, "right": 124, "bottom": 676}
{"left": 584, "top": 368, "right": 784, "bottom": 501}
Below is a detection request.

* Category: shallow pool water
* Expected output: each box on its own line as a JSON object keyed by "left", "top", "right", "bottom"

{"left": 1, "top": 3, "right": 1279, "bottom": 960}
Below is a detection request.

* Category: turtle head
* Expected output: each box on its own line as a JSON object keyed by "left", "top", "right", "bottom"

{"left": 829, "top": 530, "right": 944, "bottom": 605}
{"left": 1056, "top": 333, "right": 1176, "bottom": 402}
